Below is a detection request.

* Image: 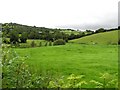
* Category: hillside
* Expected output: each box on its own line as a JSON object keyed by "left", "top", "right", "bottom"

{"left": 69, "top": 30, "right": 119, "bottom": 45}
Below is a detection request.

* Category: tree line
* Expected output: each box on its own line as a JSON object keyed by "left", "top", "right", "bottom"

{"left": 2, "top": 23, "right": 118, "bottom": 44}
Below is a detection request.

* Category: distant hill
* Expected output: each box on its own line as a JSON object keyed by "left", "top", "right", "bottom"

{"left": 69, "top": 30, "right": 119, "bottom": 45}
{"left": 2, "top": 23, "right": 78, "bottom": 33}
{"left": 2, "top": 23, "right": 119, "bottom": 43}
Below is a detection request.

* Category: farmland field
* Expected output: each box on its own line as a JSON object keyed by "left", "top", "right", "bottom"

{"left": 14, "top": 43, "right": 118, "bottom": 84}
{"left": 69, "top": 30, "right": 119, "bottom": 44}
{"left": 2, "top": 23, "right": 119, "bottom": 88}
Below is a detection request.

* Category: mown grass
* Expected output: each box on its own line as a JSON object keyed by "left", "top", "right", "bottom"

{"left": 69, "top": 30, "right": 119, "bottom": 44}
{"left": 14, "top": 43, "right": 118, "bottom": 86}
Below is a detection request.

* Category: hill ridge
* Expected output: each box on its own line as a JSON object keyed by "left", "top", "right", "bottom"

{"left": 69, "top": 30, "right": 119, "bottom": 45}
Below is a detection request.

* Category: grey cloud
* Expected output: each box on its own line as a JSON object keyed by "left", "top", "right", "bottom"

{"left": 56, "top": 13, "right": 117, "bottom": 31}
{"left": 57, "top": 22, "right": 117, "bottom": 31}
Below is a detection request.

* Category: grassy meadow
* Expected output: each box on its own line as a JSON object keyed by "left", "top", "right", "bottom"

{"left": 2, "top": 28, "right": 119, "bottom": 88}
{"left": 14, "top": 43, "right": 118, "bottom": 83}
{"left": 69, "top": 30, "right": 118, "bottom": 44}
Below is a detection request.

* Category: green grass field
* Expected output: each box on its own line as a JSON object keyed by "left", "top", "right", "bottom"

{"left": 60, "top": 30, "right": 80, "bottom": 35}
{"left": 6, "top": 30, "right": 118, "bottom": 87}
{"left": 2, "top": 23, "right": 119, "bottom": 88}
{"left": 14, "top": 43, "right": 118, "bottom": 83}
{"left": 69, "top": 30, "right": 119, "bottom": 44}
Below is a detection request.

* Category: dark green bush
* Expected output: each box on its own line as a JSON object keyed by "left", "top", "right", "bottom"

{"left": 31, "top": 40, "right": 36, "bottom": 47}
{"left": 53, "top": 39, "right": 66, "bottom": 46}
{"left": 20, "top": 32, "right": 28, "bottom": 43}
{"left": 49, "top": 41, "right": 52, "bottom": 46}
{"left": 44, "top": 42, "right": 48, "bottom": 46}
{"left": 118, "top": 39, "right": 120, "bottom": 45}
{"left": 2, "top": 38, "right": 10, "bottom": 44}
{"left": 39, "top": 42, "right": 42, "bottom": 47}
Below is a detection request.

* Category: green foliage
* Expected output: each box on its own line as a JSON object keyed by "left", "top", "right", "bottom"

{"left": 30, "top": 40, "right": 36, "bottom": 47}
{"left": 47, "top": 73, "right": 117, "bottom": 88}
{"left": 2, "top": 37, "right": 10, "bottom": 44}
{"left": 95, "top": 28, "right": 105, "bottom": 33}
{"left": 20, "top": 32, "right": 27, "bottom": 43}
{"left": 2, "top": 23, "right": 13, "bottom": 35}
{"left": 39, "top": 42, "right": 42, "bottom": 47}
{"left": 54, "top": 32, "right": 63, "bottom": 40}
{"left": 2, "top": 23, "right": 118, "bottom": 44}
{"left": 2, "top": 45, "right": 31, "bottom": 88}
{"left": 28, "top": 32, "right": 39, "bottom": 39}
{"left": 19, "top": 43, "right": 30, "bottom": 48}
{"left": 2, "top": 45, "right": 50, "bottom": 88}
{"left": 65, "top": 74, "right": 87, "bottom": 88}
{"left": 44, "top": 42, "right": 48, "bottom": 46}
{"left": 90, "top": 73, "right": 118, "bottom": 88}
{"left": 118, "top": 39, "right": 120, "bottom": 45}
{"left": 9, "top": 31, "right": 19, "bottom": 44}
{"left": 53, "top": 39, "right": 66, "bottom": 46}
{"left": 2, "top": 23, "right": 86, "bottom": 42}
{"left": 49, "top": 41, "right": 52, "bottom": 46}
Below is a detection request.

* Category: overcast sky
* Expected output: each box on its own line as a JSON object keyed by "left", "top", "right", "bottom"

{"left": 0, "top": 0, "right": 119, "bottom": 30}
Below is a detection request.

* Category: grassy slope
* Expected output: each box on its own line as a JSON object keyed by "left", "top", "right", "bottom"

{"left": 69, "top": 30, "right": 119, "bottom": 44}
{"left": 15, "top": 44, "right": 118, "bottom": 82}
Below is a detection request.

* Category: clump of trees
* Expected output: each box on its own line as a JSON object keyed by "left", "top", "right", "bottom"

{"left": 2, "top": 37, "right": 10, "bottom": 44}
{"left": 9, "top": 31, "right": 28, "bottom": 44}
{"left": 118, "top": 26, "right": 120, "bottom": 29}
{"left": 53, "top": 39, "right": 66, "bottom": 46}
{"left": 9, "top": 31, "right": 19, "bottom": 44}
{"left": 20, "top": 32, "right": 27, "bottom": 43}
{"left": 95, "top": 28, "right": 105, "bottom": 33}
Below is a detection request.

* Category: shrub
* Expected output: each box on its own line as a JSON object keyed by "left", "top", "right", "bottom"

{"left": 2, "top": 37, "right": 10, "bottom": 44}
{"left": 65, "top": 39, "right": 68, "bottom": 43}
{"left": 90, "top": 73, "right": 118, "bottom": 88}
{"left": 30, "top": 40, "right": 36, "bottom": 47}
{"left": 39, "top": 42, "right": 42, "bottom": 47}
{"left": 2, "top": 47, "right": 32, "bottom": 88}
{"left": 49, "top": 41, "right": 52, "bottom": 46}
{"left": 118, "top": 39, "right": 120, "bottom": 45}
{"left": 19, "top": 43, "right": 30, "bottom": 48}
{"left": 20, "top": 32, "right": 27, "bottom": 43}
{"left": 45, "top": 42, "right": 48, "bottom": 46}
{"left": 9, "top": 31, "right": 19, "bottom": 44}
{"left": 53, "top": 39, "right": 66, "bottom": 46}
{"left": 2, "top": 45, "right": 51, "bottom": 88}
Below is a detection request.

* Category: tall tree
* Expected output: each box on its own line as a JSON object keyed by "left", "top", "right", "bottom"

{"left": 10, "top": 31, "right": 19, "bottom": 44}
{"left": 20, "top": 32, "right": 28, "bottom": 43}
